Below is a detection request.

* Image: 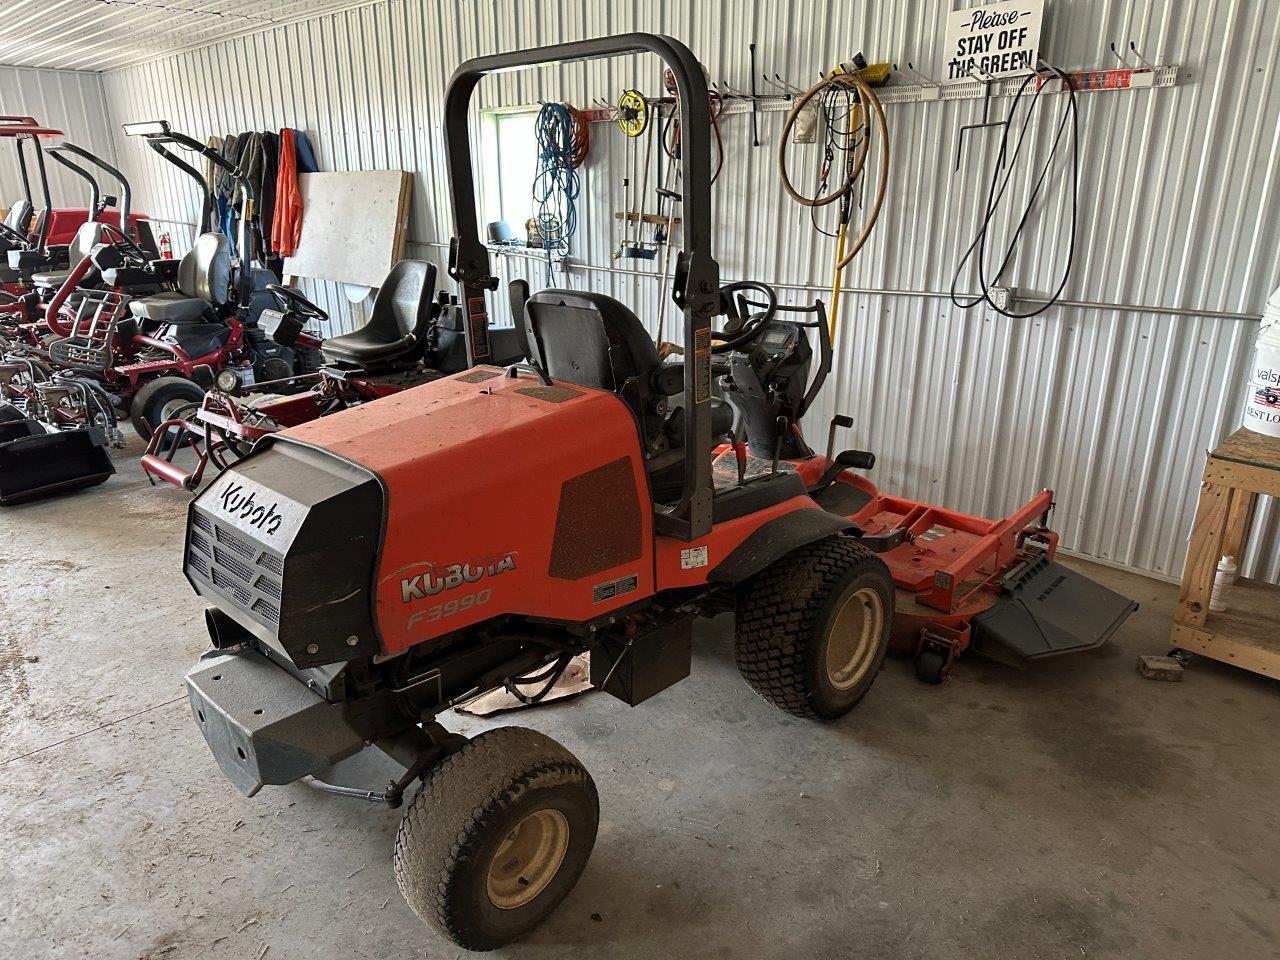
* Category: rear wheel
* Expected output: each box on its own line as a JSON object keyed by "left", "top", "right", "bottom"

{"left": 394, "top": 727, "right": 598, "bottom": 951}
{"left": 130, "top": 376, "right": 205, "bottom": 441}
{"left": 735, "top": 535, "right": 894, "bottom": 720}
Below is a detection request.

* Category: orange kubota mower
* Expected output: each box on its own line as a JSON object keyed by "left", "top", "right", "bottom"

{"left": 182, "top": 34, "right": 1137, "bottom": 951}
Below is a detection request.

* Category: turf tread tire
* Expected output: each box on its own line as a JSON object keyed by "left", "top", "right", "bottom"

{"left": 393, "top": 726, "right": 598, "bottom": 952}
{"left": 735, "top": 535, "right": 893, "bottom": 721}
{"left": 130, "top": 376, "right": 205, "bottom": 441}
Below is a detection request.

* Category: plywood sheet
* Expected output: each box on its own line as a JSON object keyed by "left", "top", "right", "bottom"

{"left": 283, "top": 170, "right": 411, "bottom": 289}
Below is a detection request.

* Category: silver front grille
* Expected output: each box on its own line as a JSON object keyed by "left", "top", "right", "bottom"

{"left": 187, "top": 507, "right": 284, "bottom": 629}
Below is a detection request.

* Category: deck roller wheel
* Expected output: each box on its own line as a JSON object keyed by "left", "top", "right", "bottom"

{"left": 914, "top": 648, "right": 949, "bottom": 685}
{"left": 735, "top": 535, "right": 894, "bottom": 721}
{"left": 393, "top": 727, "right": 598, "bottom": 951}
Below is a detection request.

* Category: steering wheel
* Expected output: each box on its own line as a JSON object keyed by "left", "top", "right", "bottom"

{"left": 0, "top": 223, "right": 30, "bottom": 247}
{"left": 266, "top": 284, "right": 329, "bottom": 322}
{"left": 711, "top": 280, "right": 779, "bottom": 354}
{"left": 99, "top": 222, "right": 148, "bottom": 264}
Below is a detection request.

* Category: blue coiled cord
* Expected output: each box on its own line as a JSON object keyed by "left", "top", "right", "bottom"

{"left": 533, "top": 102, "right": 580, "bottom": 283}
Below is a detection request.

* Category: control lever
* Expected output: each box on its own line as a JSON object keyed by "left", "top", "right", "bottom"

{"left": 826, "top": 413, "right": 853, "bottom": 462}
{"left": 813, "top": 448, "right": 877, "bottom": 492}
{"left": 771, "top": 415, "right": 788, "bottom": 476}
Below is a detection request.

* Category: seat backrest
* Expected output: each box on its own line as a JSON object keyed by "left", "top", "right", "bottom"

{"left": 4, "top": 200, "right": 32, "bottom": 234}
{"left": 29, "top": 207, "right": 46, "bottom": 245}
{"left": 70, "top": 221, "right": 104, "bottom": 262}
{"left": 367, "top": 259, "right": 436, "bottom": 341}
{"left": 523, "top": 289, "right": 661, "bottom": 392}
{"left": 177, "top": 233, "right": 231, "bottom": 305}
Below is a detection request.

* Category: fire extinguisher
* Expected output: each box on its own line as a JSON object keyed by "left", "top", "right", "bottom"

{"left": 159, "top": 232, "right": 173, "bottom": 259}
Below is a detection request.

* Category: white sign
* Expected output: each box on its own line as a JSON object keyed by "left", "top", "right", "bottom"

{"left": 680, "top": 546, "right": 709, "bottom": 570}
{"left": 943, "top": 0, "right": 1043, "bottom": 82}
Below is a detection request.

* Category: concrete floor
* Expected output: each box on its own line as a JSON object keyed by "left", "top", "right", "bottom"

{"left": 3, "top": 441, "right": 1280, "bottom": 960}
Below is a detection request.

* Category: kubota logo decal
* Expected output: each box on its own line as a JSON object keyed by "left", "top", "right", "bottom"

{"left": 217, "top": 482, "right": 283, "bottom": 536}
{"left": 396, "top": 552, "right": 517, "bottom": 604}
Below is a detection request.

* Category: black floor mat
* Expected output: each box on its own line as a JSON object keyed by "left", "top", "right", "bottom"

{"left": 813, "top": 481, "right": 873, "bottom": 518}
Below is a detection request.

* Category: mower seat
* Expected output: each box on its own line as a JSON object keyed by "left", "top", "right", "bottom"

{"left": 31, "top": 221, "right": 105, "bottom": 290}
{"left": 321, "top": 260, "right": 436, "bottom": 366}
{"left": 128, "top": 290, "right": 212, "bottom": 324}
{"left": 128, "top": 233, "right": 230, "bottom": 326}
{"left": 522, "top": 288, "right": 733, "bottom": 453}
{"left": 0, "top": 200, "right": 33, "bottom": 255}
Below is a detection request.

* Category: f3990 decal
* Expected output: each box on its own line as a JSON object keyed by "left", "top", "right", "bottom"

{"left": 395, "top": 552, "right": 518, "bottom": 604}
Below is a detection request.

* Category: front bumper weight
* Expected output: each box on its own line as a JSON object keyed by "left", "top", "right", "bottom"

{"left": 185, "top": 648, "right": 364, "bottom": 797}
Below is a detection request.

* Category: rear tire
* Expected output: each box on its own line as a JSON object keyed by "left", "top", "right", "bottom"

{"left": 735, "top": 535, "right": 894, "bottom": 721}
{"left": 394, "top": 727, "right": 599, "bottom": 951}
{"left": 130, "top": 376, "right": 205, "bottom": 441}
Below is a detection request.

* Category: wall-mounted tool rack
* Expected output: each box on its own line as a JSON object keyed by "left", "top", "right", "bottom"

{"left": 578, "top": 64, "right": 1179, "bottom": 125}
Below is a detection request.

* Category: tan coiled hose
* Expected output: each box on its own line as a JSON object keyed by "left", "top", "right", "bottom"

{"left": 777, "top": 71, "right": 889, "bottom": 341}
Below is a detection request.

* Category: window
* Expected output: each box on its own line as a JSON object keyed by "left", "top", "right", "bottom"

{"left": 479, "top": 109, "right": 540, "bottom": 234}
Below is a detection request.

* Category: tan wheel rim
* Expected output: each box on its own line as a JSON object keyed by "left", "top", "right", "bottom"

{"left": 486, "top": 808, "right": 570, "bottom": 910}
{"left": 825, "top": 586, "right": 884, "bottom": 690}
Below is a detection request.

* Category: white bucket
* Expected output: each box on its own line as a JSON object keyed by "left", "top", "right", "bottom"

{"left": 1244, "top": 286, "right": 1280, "bottom": 437}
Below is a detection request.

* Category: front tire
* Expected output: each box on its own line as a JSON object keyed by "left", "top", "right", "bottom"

{"left": 394, "top": 727, "right": 599, "bottom": 951}
{"left": 130, "top": 376, "right": 205, "bottom": 441}
{"left": 735, "top": 535, "right": 894, "bottom": 721}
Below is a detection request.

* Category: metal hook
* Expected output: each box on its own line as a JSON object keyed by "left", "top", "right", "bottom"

{"left": 898, "top": 61, "right": 939, "bottom": 87}
{"left": 775, "top": 73, "right": 805, "bottom": 95}
{"left": 762, "top": 74, "right": 794, "bottom": 99}
{"left": 1129, "top": 41, "right": 1155, "bottom": 70}
{"left": 966, "top": 65, "right": 998, "bottom": 86}
{"left": 1109, "top": 42, "right": 1131, "bottom": 68}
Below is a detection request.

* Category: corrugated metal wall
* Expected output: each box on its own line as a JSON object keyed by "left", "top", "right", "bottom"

{"left": 68, "top": 0, "right": 1280, "bottom": 581}
{"left": 0, "top": 64, "right": 118, "bottom": 209}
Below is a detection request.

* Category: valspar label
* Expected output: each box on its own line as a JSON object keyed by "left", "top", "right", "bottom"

{"left": 1244, "top": 308, "right": 1280, "bottom": 437}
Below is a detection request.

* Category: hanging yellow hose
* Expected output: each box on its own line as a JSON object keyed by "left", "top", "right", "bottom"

{"left": 777, "top": 72, "right": 889, "bottom": 342}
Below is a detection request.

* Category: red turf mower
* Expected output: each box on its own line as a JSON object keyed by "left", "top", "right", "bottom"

{"left": 141, "top": 262, "right": 526, "bottom": 490}
{"left": 179, "top": 34, "right": 1137, "bottom": 951}
{"left": 141, "top": 259, "right": 441, "bottom": 489}
{"left": 1, "top": 140, "right": 159, "bottom": 349}
{"left": 0, "top": 124, "right": 309, "bottom": 504}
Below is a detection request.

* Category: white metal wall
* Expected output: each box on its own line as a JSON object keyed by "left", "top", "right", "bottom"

{"left": 0, "top": 65, "right": 118, "bottom": 209}
{"left": 82, "top": 0, "right": 1280, "bottom": 581}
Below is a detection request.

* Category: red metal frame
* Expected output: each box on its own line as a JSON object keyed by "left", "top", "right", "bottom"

{"left": 141, "top": 371, "right": 393, "bottom": 490}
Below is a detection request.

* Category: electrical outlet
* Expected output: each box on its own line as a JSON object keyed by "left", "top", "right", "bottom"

{"left": 989, "top": 286, "right": 1015, "bottom": 312}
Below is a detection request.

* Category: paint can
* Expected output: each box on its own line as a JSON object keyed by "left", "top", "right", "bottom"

{"left": 1244, "top": 286, "right": 1280, "bottom": 437}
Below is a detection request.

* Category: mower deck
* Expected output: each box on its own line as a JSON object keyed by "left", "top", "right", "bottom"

{"left": 798, "top": 470, "right": 1138, "bottom": 674}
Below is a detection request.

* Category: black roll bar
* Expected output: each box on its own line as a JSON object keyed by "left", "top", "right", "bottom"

{"left": 49, "top": 142, "right": 134, "bottom": 236}
{"left": 47, "top": 149, "right": 102, "bottom": 217}
{"left": 146, "top": 140, "right": 212, "bottom": 234}
{"left": 14, "top": 137, "right": 33, "bottom": 208}
{"left": 444, "top": 33, "right": 720, "bottom": 540}
{"left": 30, "top": 137, "right": 52, "bottom": 251}
{"left": 125, "top": 121, "right": 256, "bottom": 306}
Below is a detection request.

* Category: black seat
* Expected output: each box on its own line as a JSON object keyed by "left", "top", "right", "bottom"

{"left": 321, "top": 260, "right": 436, "bottom": 366}
{"left": 523, "top": 289, "right": 663, "bottom": 392}
{"left": 129, "top": 233, "right": 230, "bottom": 325}
{"left": 0, "top": 200, "right": 32, "bottom": 251}
{"left": 0, "top": 200, "right": 34, "bottom": 281}
{"left": 522, "top": 289, "right": 733, "bottom": 461}
{"left": 32, "top": 221, "right": 105, "bottom": 289}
